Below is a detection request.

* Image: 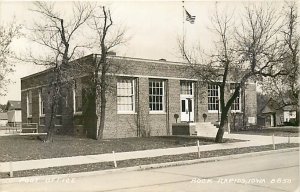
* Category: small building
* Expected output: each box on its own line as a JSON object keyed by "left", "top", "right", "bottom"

{"left": 283, "top": 105, "right": 298, "bottom": 125}
{"left": 260, "top": 104, "right": 280, "bottom": 127}
{"left": 21, "top": 54, "right": 257, "bottom": 138}
{"left": 5, "top": 100, "right": 22, "bottom": 127}
{"left": 258, "top": 97, "right": 298, "bottom": 127}
{"left": 0, "top": 113, "right": 8, "bottom": 126}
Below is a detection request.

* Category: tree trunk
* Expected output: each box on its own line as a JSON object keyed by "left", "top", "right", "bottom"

{"left": 215, "top": 108, "right": 228, "bottom": 143}
{"left": 45, "top": 87, "right": 58, "bottom": 142}
{"left": 84, "top": 84, "right": 97, "bottom": 139}
{"left": 215, "top": 126, "right": 225, "bottom": 143}
{"left": 97, "top": 89, "right": 106, "bottom": 139}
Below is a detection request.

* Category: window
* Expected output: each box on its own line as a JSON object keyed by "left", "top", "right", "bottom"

{"left": 73, "top": 79, "right": 82, "bottom": 113}
{"left": 39, "top": 87, "right": 46, "bottom": 116}
{"left": 230, "top": 83, "right": 241, "bottom": 111}
{"left": 27, "top": 90, "right": 32, "bottom": 117}
{"left": 180, "top": 81, "right": 193, "bottom": 95}
{"left": 149, "top": 80, "right": 165, "bottom": 112}
{"left": 39, "top": 88, "right": 46, "bottom": 126}
{"left": 208, "top": 84, "right": 219, "bottom": 112}
{"left": 117, "top": 79, "right": 135, "bottom": 112}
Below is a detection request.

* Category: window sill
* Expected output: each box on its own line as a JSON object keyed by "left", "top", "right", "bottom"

{"left": 207, "top": 111, "right": 220, "bottom": 113}
{"left": 231, "top": 110, "right": 242, "bottom": 113}
{"left": 149, "top": 111, "right": 166, "bottom": 115}
{"left": 117, "top": 111, "right": 137, "bottom": 115}
{"left": 40, "top": 114, "right": 45, "bottom": 117}
{"left": 27, "top": 116, "right": 32, "bottom": 118}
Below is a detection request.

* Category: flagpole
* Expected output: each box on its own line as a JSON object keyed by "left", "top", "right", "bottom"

{"left": 182, "top": 1, "right": 185, "bottom": 59}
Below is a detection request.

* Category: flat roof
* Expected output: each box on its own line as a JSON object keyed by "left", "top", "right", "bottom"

{"left": 21, "top": 54, "right": 190, "bottom": 80}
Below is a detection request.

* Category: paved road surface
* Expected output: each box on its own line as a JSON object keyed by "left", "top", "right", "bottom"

{"left": 1, "top": 150, "right": 299, "bottom": 192}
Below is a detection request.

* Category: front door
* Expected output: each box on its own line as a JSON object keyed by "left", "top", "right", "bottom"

{"left": 180, "top": 81, "right": 195, "bottom": 122}
{"left": 181, "top": 97, "right": 194, "bottom": 122}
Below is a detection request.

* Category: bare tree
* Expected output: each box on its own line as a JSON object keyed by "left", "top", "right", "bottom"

{"left": 25, "top": 2, "right": 93, "bottom": 141}
{"left": 84, "top": 6, "right": 126, "bottom": 140}
{"left": 0, "top": 21, "right": 21, "bottom": 96}
{"left": 261, "top": 2, "right": 299, "bottom": 116}
{"left": 181, "top": 3, "right": 287, "bottom": 143}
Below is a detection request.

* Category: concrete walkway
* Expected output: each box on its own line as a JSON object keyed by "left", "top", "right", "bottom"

{"left": 0, "top": 134, "right": 299, "bottom": 173}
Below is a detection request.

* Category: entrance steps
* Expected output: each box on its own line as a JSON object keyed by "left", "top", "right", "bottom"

{"left": 192, "top": 122, "right": 228, "bottom": 137}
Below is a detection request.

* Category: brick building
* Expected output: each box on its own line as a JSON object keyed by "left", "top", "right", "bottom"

{"left": 21, "top": 54, "right": 257, "bottom": 138}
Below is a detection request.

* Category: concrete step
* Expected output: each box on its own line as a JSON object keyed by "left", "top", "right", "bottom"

{"left": 193, "top": 122, "right": 228, "bottom": 137}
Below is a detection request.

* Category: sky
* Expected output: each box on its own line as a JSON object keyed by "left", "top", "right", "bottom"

{"left": 0, "top": 0, "right": 285, "bottom": 104}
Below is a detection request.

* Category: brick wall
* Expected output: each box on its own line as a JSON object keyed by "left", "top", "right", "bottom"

{"left": 168, "top": 79, "right": 181, "bottom": 134}
{"left": 21, "top": 54, "right": 258, "bottom": 138}
{"left": 21, "top": 73, "right": 77, "bottom": 135}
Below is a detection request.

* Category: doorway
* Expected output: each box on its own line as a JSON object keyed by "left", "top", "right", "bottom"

{"left": 180, "top": 81, "right": 194, "bottom": 122}
{"left": 181, "top": 97, "right": 194, "bottom": 122}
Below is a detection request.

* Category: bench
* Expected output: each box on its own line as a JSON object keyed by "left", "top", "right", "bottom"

{"left": 21, "top": 123, "right": 38, "bottom": 133}
{"left": 20, "top": 123, "right": 47, "bottom": 139}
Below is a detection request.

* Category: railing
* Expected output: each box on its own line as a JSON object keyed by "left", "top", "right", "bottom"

{"left": 21, "top": 123, "right": 39, "bottom": 133}
{"left": 5, "top": 123, "right": 38, "bottom": 134}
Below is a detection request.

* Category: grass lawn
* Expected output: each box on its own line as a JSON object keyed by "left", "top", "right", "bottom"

{"left": 0, "top": 135, "right": 241, "bottom": 162}
{"left": 232, "top": 127, "right": 299, "bottom": 137}
{"left": 1, "top": 143, "right": 298, "bottom": 178}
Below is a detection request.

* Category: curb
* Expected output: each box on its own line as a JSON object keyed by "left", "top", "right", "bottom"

{"left": 1, "top": 147, "right": 298, "bottom": 184}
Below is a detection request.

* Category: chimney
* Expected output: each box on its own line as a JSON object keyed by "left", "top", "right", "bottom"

{"left": 107, "top": 51, "right": 116, "bottom": 56}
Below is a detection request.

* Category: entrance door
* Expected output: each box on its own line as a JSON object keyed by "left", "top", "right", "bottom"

{"left": 181, "top": 97, "right": 194, "bottom": 122}
{"left": 271, "top": 113, "right": 276, "bottom": 127}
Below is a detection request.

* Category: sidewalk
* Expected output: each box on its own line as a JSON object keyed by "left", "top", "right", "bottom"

{"left": 0, "top": 134, "right": 299, "bottom": 173}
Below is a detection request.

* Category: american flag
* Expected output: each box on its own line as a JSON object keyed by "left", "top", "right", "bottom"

{"left": 185, "top": 9, "right": 196, "bottom": 24}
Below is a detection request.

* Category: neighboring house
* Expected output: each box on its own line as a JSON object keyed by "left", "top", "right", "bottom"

{"left": 260, "top": 104, "right": 281, "bottom": 127}
{"left": 0, "top": 113, "right": 8, "bottom": 126}
{"left": 5, "top": 100, "right": 22, "bottom": 126}
{"left": 21, "top": 54, "right": 257, "bottom": 138}
{"left": 257, "top": 96, "right": 298, "bottom": 127}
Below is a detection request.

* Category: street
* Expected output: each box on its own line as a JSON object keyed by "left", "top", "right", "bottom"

{"left": 1, "top": 150, "right": 299, "bottom": 192}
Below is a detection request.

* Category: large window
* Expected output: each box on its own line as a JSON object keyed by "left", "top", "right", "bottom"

{"left": 180, "top": 81, "right": 193, "bottom": 95}
{"left": 230, "top": 83, "right": 241, "bottom": 111}
{"left": 149, "top": 79, "right": 165, "bottom": 112}
{"left": 73, "top": 79, "right": 82, "bottom": 113}
{"left": 208, "top": 84, "right": 219, "bottom": 112}
{"left": 39, "top": 87, "right": 46, "bottom": 116}
{"left": 27, "top": 90, "right": 32, "bottom": 117}
{"left": 117, "top": 79, "right": 135, "bottom": 112}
